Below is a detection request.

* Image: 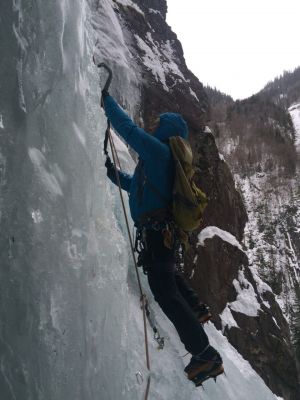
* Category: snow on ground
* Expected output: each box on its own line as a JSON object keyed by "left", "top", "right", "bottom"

{"left": 289, "top": 103, "right": 300, "bottom": 149}
{"left": 144, "top": 305, "right": 281, "bottom": 400}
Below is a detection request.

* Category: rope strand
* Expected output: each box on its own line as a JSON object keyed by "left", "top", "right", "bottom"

{"left": 107, "top": 127, "right": 151, "bottom": 399}
{"left": 110, "top": 130, "right": 122, "bottom": 170}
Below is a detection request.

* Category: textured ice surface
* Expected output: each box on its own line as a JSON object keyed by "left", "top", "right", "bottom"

{"left": 0, "top": 0, "right": 280, "bottom": 399}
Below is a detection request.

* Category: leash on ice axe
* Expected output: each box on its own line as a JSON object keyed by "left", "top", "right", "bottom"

{"left": 94, "top": 59, "right": 153, "bottom": 400}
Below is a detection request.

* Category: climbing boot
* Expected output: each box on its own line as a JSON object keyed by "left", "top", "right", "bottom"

{"left": 184, "top": 345, "right": 224, "bottom": 387}
{"left": 197, "top": 303, "right": 212, "bottom": 324}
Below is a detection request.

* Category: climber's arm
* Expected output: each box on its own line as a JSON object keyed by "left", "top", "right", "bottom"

{"left": 107, "top": 167, "right": 132, "bottom": 192}
{"left": 103, "top": 95, "right": 170, "bottom": 161}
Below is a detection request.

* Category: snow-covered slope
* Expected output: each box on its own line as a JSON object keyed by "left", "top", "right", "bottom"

{"left": 289, "top": 103, "right": 300, "bottom": 149}
{"left": 0, "top": 0, "right": 286, "bottom": 399}
{"left": 209, "top": 70, "right": 300, "bottom": 399}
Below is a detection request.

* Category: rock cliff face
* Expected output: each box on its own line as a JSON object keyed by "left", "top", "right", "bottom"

{"left": 108, "top": 1, "right": 299, "bottom": 398}
{"left": 206, "top": 72, "right": 300, "bottom": 398}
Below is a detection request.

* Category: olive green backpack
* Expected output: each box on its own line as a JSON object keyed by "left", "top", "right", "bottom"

{"left": 169, "top": 136, "right": 208, "bottom": 232}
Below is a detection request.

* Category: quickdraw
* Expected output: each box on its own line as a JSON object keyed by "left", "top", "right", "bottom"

{"left": 141, "top": 295, "right": 165, "bottom": 350}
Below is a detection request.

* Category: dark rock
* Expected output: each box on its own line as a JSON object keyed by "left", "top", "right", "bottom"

{"left": 226, "top": 270, "right": 299, "bottom": 400}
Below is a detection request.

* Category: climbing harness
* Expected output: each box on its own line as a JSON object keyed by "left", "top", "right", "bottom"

{"left": 95, "top": 60, "right": 155, "bottom": 400}
{"left": 134, "top": 221, "right": 176, "bottom": 273}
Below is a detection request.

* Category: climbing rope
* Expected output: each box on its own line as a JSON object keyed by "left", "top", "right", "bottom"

{"left": 107, "top": 126, "right": 152, "bottom": 400}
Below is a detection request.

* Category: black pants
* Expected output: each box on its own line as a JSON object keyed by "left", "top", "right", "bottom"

{"left": 144, "top": 229, "right": 209, "bottom": 355}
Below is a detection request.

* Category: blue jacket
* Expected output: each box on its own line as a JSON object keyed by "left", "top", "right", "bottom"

{"left": 103, "top": 95, "right": 188, "bottom": 224}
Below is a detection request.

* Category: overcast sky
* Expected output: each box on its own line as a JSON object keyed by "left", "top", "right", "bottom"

{"left": 166, "top": 0, "right": 300, "bottom": 100}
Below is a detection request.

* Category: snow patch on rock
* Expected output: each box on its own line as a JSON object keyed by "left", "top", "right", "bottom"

{"left": 230, "top": 269, "right": 261, "bottom": 317}
{"left": 115, "top": 0, "right": 144, "bottom": 15}
{"left": 198, "top": 226, "right": 244, "bottom": 252}
{"left": 134, "top": 32, "right": 185, "bottom": 91}
{"left": 220, "top": 305, "right": 239, "bottom": 332}
{"left": 289, "top": 103, "right": 300, "bottom": 149}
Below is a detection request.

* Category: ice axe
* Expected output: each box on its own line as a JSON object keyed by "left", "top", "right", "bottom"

{"left": 93, "top": 58, "right": 113, "bottom": 156}
{"left": 93, "top": 57, "right": 113, "bottom": 92}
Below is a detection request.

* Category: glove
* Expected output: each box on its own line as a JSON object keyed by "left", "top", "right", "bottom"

{"left": 101, "top": 89, "right": 109, "bottom": 108}
{"left": 101, "top": 89, "right": 110, "bottom": 98}
{"left": 105, "top": 156, "right": 115, "bottom": 178}
{"left": 105, "top": 156, "right": 114, "bottom": 170}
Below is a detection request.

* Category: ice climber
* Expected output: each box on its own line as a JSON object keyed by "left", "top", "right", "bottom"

{"left": 102, "top": 90, "right": 224, "bottom": 386}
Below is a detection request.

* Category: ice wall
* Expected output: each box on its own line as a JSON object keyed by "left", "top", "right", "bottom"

{"left": 0, "top": 0, "right": 131, "bottom": 398}
{"left": 0, "top": 0, "right": 282, "bottom": 399}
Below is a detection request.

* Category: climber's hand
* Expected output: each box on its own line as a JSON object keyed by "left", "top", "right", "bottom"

{"left": 101, "top": 89, "right": 110, "bottom": 98}
{"left": 105, "top": 156, "right": 114, "bottom": 178}
{"left": 101, "top": 89, "right": 110, "bottom": 108}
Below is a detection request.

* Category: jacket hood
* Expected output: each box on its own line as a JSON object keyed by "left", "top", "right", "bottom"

{"left": 153, "top": 112, "right": 188, "bottom": 142}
